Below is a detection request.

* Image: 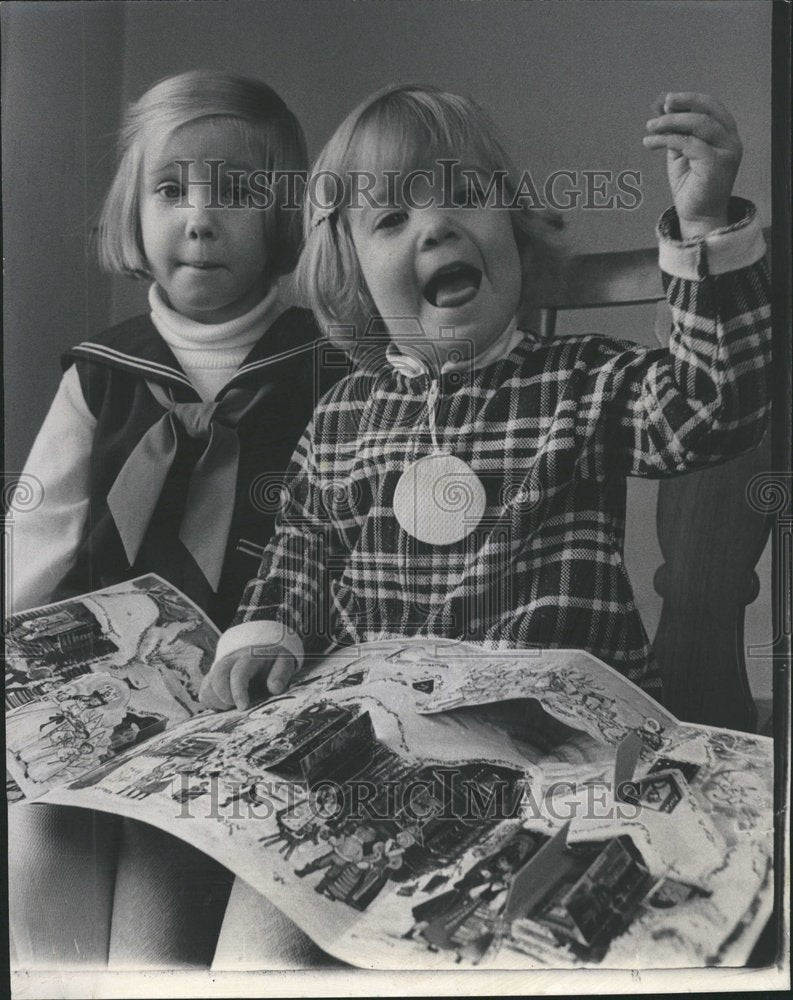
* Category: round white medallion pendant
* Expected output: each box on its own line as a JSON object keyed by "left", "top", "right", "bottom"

{"left": 393, "top": 452, "right": 487, "bottom": 545}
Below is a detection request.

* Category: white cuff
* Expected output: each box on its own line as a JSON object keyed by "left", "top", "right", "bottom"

{"left": 657, "top": 200, "right": 766, "bottom": 279}
{"left": 214, "top": 619, "right": 305, "bottom": 666}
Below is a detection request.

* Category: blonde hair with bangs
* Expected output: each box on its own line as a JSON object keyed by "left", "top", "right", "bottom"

{"left": 97, "top": 70, "right": 308, "bottom": 279}
{"left": 297, "top": 84, "right": 564, "bottom": 348}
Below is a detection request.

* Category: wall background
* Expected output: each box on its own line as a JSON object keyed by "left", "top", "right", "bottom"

{"left": 2, "top": 0, "right": 773, "bottom": 697}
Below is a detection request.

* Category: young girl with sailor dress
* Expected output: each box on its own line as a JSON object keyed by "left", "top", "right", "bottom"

{"left": 10, "top": 69, "right": 335, "bottom": 630}
{"left": 9, "top": 69, "right": 338, "bottom": 968}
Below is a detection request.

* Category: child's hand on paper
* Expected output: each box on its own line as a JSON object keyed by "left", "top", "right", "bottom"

{"left": 643, "top": 92, "right": 742, "bottom": 239}
{"left": 198, "top": 645, "right": 299, "bottom": 711}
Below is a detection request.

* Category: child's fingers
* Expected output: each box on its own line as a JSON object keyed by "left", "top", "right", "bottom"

{"left": 652, "top": 92, "right": 738, "bottom": 134}
{"left": 229, "top": 654, "right": 271, "bottom": 710}
{"left": 662, "top": 93, "right": 738, "bottom": 132}
{"left": 198, "top": 672, "right": 234, "bottom": 711}
{"left": 651, "top": 94, "right": 666, "bottom": 119}
{"left": 645, "top": 113, "right": 727, "bottom": 146}
{"left": 642, "top": 133, "right": 714, "bottom": 160}
{"left": 267, "top": 652, "right": 297, "bottom": 696}
{"left": 205, "top": 652, "right": 240, "bottom": 707}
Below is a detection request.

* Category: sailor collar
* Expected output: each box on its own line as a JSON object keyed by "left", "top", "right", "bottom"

{"left": 66, "top": 307, "right": 323, "bottom": 400}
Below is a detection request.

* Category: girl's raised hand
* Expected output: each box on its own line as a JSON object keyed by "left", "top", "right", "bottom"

{"left": 643, "top": 92, "right": 742, "bottom": 238}
{"left": 198, "top": 645, "right": 298, "bottom": 711}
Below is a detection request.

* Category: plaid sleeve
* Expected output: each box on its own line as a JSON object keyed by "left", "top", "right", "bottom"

{"left": 231, "top": 416, "right": 333, "bottom": 654}
{"left": 575, "top": 199, "right": 771, "bottom": 478}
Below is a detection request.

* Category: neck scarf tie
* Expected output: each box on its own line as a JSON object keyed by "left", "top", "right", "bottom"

{"left": 107, "top": 380, "right": 270, "bottom": 590}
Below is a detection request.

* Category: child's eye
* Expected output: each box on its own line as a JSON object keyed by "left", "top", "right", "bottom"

{"left": 453, "top": 184, "right": 470, "bottom": 208}
{"left": 375, "top": 210, "right": 408, "bottom": 232}
{"left": 221, "top": 178, "right": 250, "bottom": 206}
{"left": 156, "top": 182, "right": 184, "bottom": 201}
{"left": 454, "top": 177, "right": 485, "bottom": 207}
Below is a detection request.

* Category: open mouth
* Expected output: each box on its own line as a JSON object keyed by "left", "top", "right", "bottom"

{"left": 423, "top": 263, "right": 482, "bottom": 309}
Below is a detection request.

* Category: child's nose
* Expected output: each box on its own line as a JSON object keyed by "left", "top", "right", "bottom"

{"left": 184, "top": 204, "right": 216, "bottom": 240}
{"left": 418, "top": 209, "right": 460, "bottom": 249}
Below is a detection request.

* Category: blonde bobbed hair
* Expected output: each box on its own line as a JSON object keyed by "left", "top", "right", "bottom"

{"left": 296, "top": 83, "right": 564, "bottom": 351}
{"left": 97, "top": 70, "right": 308, "bottom": 280}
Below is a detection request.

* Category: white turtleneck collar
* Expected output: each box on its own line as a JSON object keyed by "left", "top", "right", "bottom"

{"left": 148, "top": 282, "right": 283, "bottom": 400}
{"left": 385, "top": 317, "right": 523, "bottom": 381}
{"left": 149, "top": 281, "right": 281, "bottom": 350}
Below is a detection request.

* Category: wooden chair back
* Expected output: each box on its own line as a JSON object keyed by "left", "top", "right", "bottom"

{"left": 532, "top": 234, "right": 772, "bottom": 732}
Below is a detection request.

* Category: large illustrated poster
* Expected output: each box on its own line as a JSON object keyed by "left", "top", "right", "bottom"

{"left": 5, "top": 579, "right": 774, "bottom": 969}
{"left": 5, "top": 574, "right": 215, "bottom": 797}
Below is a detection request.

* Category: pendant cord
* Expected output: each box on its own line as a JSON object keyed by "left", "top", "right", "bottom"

{"left": 426, "top": 379, "right": 441, "bottom": 453}
{"left": 394, "top": 376, "right": 487, "bottom": 545}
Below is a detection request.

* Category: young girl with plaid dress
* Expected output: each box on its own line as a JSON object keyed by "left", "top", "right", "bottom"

{"left": 200, "top": 83, "right": 770, "bottom": 713}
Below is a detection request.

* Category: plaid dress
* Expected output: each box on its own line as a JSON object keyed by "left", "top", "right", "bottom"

{"left": 233, "top": 207, "right": 771, "bottom": 695}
